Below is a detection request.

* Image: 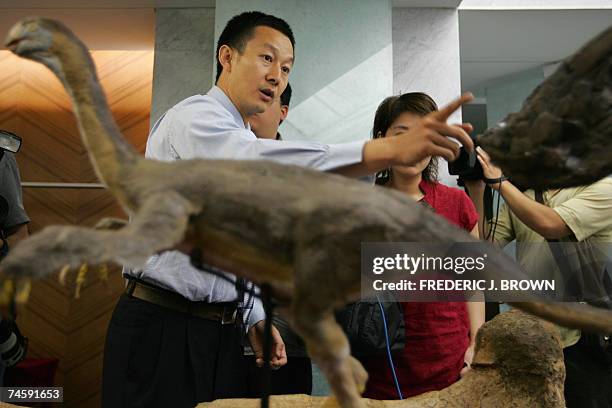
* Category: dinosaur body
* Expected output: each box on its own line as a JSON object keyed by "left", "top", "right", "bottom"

{"left": 478, "top": 26, "right": 612, "bottom": 190}
{"left": 3, "top": 18, "right": 612, "bottom": 408}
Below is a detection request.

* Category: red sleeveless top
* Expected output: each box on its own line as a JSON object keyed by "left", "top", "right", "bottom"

{"left": 361, "top": 180, "right": 479, "bottom": 399}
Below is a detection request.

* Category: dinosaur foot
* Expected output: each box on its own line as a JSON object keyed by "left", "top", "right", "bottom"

{"left": 58, "top": 263, "right": 109, "bottom": 298}
{"left": 0, "top": 278, "right": 32, "bottom": 316}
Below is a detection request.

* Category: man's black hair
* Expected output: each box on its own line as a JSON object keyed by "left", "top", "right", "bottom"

{"left": 277, "top": 83, "right": 293, "bottom": 136}
{"left": 215, "top": 11, "right": 295, "bottom": 83}
{"left": 280, "top": 83, "right": 292, "bottom": 107}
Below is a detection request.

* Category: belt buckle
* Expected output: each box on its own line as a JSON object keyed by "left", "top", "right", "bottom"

{"left": 221, "top": 307, "right": 237, "bottom": 325}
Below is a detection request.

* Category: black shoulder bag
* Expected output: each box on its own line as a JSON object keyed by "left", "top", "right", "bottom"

{"left": 335, "top": 291, "right": 405, "bottom": 357}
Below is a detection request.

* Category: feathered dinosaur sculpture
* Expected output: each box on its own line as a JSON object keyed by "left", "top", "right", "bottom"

{"left": 1, "top": 18, "right": 612, "bottom": 408}
{"left": 478, "top": 25, "right": 612, "bottom": 189}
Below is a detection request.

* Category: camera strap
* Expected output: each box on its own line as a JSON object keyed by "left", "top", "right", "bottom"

{"left": 483, "top": 175, "right": 509, "bottom": 185}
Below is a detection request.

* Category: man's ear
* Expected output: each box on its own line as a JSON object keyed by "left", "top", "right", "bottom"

{"left": 218, "top": 45, "right": 234, "bottom": 73}
{"left": 280, "top": 105, "right": 289, "bottom": 121}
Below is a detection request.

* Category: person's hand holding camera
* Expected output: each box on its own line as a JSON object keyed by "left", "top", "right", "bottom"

{"left": 475, "top": 147, "right": 506, "bottom": 190}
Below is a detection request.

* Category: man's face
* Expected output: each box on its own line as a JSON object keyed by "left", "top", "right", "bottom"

{"left": 221, "top": 26, "right": 293, "bottom": 120}
{"left": 249, "top": 100, "right": 288, "bottom": 139}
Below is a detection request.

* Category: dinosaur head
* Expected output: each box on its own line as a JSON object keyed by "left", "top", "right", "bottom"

{"left": 4, "top": 17, "right": 82, "bottom": 79}
{"left": 6, "top": 18, "right": 55, "bottom": 60}
{"left": 475, "top": 25, "right": 612, "bottom": 190}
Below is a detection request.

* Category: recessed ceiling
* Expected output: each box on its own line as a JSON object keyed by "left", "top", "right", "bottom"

{"left": 459, "top": 9, "right": 612, "bottom": 91}
{"left": 459, "top": 0, "right": 612, "bottom": 9}
{"left": 0, "top": 0, "right": 214, "bottom": 8}
{"left": 0, "top": 9, "right": 155, "bottom": 50}
{"left": 392, "top": 0, "right": 462, "bottom": 7}
{"left": 1, "top": 2, "right": 610, "bottom": 96}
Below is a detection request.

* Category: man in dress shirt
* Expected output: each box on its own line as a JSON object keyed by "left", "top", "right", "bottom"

{"left": 102, "top": 11, "right": 474, "bottom": 408}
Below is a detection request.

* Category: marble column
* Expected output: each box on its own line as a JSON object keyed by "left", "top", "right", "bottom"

{"left": 150, "top": 8, "right": 215, "bottom": 127}
{"left": 392, "top": 8, "right": 462, "bottom": 186}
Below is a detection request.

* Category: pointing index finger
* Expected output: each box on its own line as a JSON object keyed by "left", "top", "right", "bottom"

{"left": 431, "top": 92, "right": 474, "bottom": 121}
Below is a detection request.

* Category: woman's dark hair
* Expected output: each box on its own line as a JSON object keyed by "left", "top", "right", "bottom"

{"left": 373, "top": 92, "right": 439, "bottom": 184}
{"left": 215, "top": 11, "right": 295, "bottom": 83}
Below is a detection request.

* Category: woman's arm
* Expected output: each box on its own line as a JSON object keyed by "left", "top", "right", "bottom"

{"left": 462, "top": 225, "right": 485, "bottom": 376}
{"left": 464, "top": 180, "right": 489, "bottom": 240}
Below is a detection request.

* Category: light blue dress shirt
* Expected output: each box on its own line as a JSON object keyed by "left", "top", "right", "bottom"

{"left": 129, "top": 86, "right": 366, "bottom": 327}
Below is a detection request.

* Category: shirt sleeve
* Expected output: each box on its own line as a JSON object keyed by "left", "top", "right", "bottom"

{"left": 553, "top": 178, "right": 612, "bottom": 241}
{"left": 167, "top": 104, "right": 366, "bottom": 171}
{"left": 247, "top": 296, "right": 266, "bottom": 330}
{"left": 458, "top": 191, "right": 479, "bottom": 233}
{"left": 0, "top": 153, "right": 29, "bottom": 232}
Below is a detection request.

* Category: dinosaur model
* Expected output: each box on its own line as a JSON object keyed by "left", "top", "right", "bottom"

{"left": 478, "top": 25, "right": 612, "bottom": 190}
{"left": 2, "top": 18, "right": 611, "bottom": 408}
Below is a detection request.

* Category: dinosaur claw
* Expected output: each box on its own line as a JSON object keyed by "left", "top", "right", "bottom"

{"left": 15, "top": 279, "right": 32, "bottom": 304}
{"left": 98, "top": 264, "right": 109, "bottom": 283}
{"left": 0, "top": 279, "right": 15, "bottom": 306}
{"left": 74, "top": 263, "right": 89, "bottom": 299}
{"left": 58, "top": 264, "right": 71, "bottom": 286}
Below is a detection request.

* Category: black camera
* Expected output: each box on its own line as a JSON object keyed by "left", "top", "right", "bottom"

{"left": 0, "top": 196, "right": 9, "bottom": 260}
{"left": 0, "top": 130, "right": 28, "bottom": 371}
{"left": 0, "top": 319, "right": 27, "bottom": 368}
{"left": 0, "top": 130, "right": 21, "bottom": 155}
{"left": 447, "top": 138, "right": 483, "bottom": 181}
{"left": 0, "top": 130, "right": 22, "bottom": 260}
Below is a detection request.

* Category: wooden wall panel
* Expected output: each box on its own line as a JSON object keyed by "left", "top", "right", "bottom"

{"left": 0, "top": 49, "right": 153, "bottom": 407}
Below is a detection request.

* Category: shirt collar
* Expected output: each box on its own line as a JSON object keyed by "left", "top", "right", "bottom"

{"left": 418, "top": 179, "right": 435, "bottom": 199}
{"left": 207, "top": 85, "right": 249, "bottom": 129}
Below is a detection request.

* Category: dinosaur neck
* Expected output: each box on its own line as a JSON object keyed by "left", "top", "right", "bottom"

{"left": 58, "top": 44, "right": 139, "bottom": 192}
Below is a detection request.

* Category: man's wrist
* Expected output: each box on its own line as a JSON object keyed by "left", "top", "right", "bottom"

{"left": 363, "top": 138, "right": 396, "bottom": 172}
{"left": 248, "top": 319, "right": 265, "bottom": 331}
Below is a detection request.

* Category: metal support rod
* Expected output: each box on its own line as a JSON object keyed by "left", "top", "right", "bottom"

{"left": 261, "top": 283, "right": 274, "bottom": 408}
{"left": 21, "top": 182, "right": 106, "bottom": 189}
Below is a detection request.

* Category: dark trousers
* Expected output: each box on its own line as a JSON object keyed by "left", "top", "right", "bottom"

{"left": 102, "top": 295, "right": 250, "bottom": 408}
{"left": 245, "top": 356, "right": 312, "bottom": 397}
{"left": 564, "top": 335, "right": 612, "bottom": 408}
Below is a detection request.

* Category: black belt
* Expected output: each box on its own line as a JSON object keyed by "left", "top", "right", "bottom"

{"left": 125, "top": 279, "right": 238, "bottom": 324}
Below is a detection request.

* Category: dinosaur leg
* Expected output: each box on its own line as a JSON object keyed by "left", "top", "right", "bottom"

{"left": 1, "top": 191, "right": 195, "bottom": 285}
{"left": 291, "top": 299, "right": 367, "bottom": 408}
{"left": 61, "top": 212, "right": 122, "bottom": 289}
